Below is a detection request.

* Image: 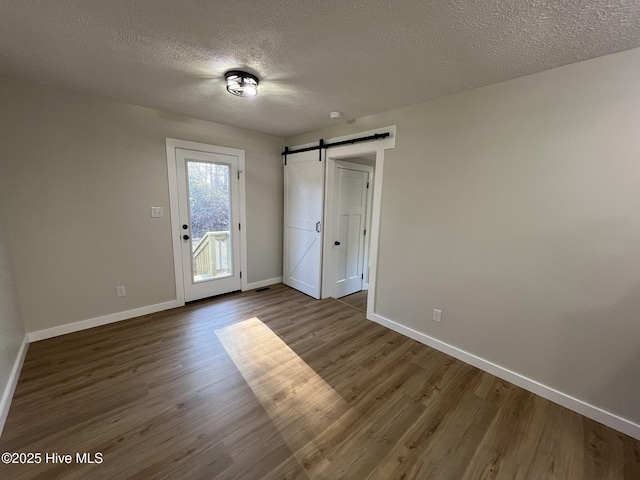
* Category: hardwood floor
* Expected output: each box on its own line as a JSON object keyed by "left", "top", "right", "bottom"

{"left": 1, "top": 283, "right": 638, "bottom": 479}
{"left": 336, "top": 290, "right": 368, "bottom": 313}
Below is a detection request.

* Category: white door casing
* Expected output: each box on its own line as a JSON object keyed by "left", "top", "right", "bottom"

{"left": 283, "top": 149, "right": 324, "bottom": 299}
{"left": 334, "top": 165, "right": 370, "bottom": 298}
{"left": 166, "top": 139, "right": 247, "bottom": 305}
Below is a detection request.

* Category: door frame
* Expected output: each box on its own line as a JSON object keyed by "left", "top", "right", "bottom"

{"left": 318, "top": 126, "right": 396, "bottom": 321}
{"left": 166, "top": 138, "right": 248, "bottom": 305}
{"left": 325, "top": 160, "right": 374, "bottom": 298}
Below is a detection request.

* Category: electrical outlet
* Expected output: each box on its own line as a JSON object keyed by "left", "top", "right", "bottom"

{"left": 432, "top": 309, "right": 442, "bottom": 323}
{"left": 116, "top": 285, "right": 126, "bottom": 297}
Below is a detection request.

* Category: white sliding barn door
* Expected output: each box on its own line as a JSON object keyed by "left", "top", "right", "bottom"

{"left": 283, "top": 150, "right": 324, "bottom": 298}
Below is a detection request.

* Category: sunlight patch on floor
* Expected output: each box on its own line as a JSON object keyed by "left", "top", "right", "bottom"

{"left": 216, "top": 317, "right": 355, "bottom": 477}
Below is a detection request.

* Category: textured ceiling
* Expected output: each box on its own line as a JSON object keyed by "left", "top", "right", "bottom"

{"left": 1, "top": 1, "right": 639, "bottom": 137}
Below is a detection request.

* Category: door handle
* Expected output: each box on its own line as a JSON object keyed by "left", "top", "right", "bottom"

{"left": 316, "top": 221, "right": 321, "bottom": 233}
{"left": 183, "top": 234, "right": 190, "bottom": 240}
{"left": 334, "top": 241, "right": 341, "bottom": 246}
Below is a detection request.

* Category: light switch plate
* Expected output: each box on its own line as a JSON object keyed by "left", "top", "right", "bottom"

{"left": 151, "top": 206, "right": 164, "bottom": 218}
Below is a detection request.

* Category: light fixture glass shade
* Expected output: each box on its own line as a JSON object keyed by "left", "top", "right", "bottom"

{"left": 225, "top": 71, "right": 259, "bottom": 97}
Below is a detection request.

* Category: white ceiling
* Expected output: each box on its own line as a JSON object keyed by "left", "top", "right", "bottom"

{"left": 1, "top": 1, "right": 639, "bottom": 137}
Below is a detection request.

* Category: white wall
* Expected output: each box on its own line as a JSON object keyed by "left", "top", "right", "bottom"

{"left": 0, "top": 203, "right": 27, "bottom": 433}
{"left": 0, "top": 76, "right": 284, "bottom": 334}
{"left": 288, "top": 47, "right": 640, "bottom": 428}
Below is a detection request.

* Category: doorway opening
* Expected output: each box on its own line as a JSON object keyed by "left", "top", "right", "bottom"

{"left": 322, "top": 131, "right": 394, "bottom": 321}
{"left": 283, "top": 126, "right": 396, "bottom": 319}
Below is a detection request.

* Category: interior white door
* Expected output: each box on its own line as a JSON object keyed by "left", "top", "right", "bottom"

{"left": 176, "top": 148, "right": 241, "bottom": 302}
{"left": 283, "top": 149, "right": 324, "bottom": 299}
{"left": 334, "top": 166, "right": 369, "bottom": 298}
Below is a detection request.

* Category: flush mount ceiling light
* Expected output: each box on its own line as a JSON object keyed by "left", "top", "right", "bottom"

{"left": 225, "top": 70, "right": 259, "bottom": 97}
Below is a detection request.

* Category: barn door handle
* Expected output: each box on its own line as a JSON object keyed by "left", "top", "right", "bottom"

{"left": 316, "top": 221, "right": 321, "bottom": 233}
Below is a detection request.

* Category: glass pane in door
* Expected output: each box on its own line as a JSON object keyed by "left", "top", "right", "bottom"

{"left": 187, "top": 160, "right": 232, "bottom": 283}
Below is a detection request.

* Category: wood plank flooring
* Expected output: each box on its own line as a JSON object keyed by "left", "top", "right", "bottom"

{"left": 1, "top": 283, "right": 638, "bottom": 479}
{"left": 336, "top": 290, "right": 368, "bottom": 313}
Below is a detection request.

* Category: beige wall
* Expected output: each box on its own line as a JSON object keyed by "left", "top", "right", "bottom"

{"left": 0, "top": 203, "right": 26, "bottom": 414}
{"left": 288, "top": 47, "right": 640, "bottom": 425}
{"left": 0, "top": 76, "right": 283, "bottom": 333}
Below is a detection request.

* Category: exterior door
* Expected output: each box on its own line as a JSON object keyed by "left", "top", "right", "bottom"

{"left": 176, "top": 148, "right": 241, "bottom": 302}
{"left": 334, "top": 165, "right": 369, "bottom": 298}
{"left": 283, "top": 149, "right": 324, "bottom": 299}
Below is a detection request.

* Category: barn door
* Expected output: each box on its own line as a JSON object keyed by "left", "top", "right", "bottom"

{"left": 283, "top": 149, "right": 324, "bottom": 298}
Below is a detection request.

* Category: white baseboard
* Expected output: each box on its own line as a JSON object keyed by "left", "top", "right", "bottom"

{"left": 245, "top": 277, "right": 282, "bottom": 291}
{"left": 26, "top": 280, "right": 285, "bottom": 342}
{"left": 0, "top": 334, "right": 28, "bottom": 437}
{"left": 28, "top": 300, "right": 182, "bottom": 342}
{"left": 368, "top": 312, "right": 640, "bottom": 441}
